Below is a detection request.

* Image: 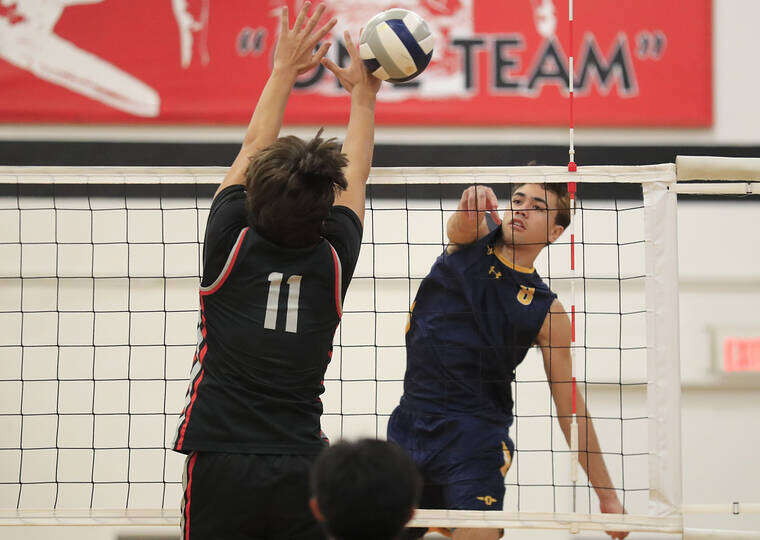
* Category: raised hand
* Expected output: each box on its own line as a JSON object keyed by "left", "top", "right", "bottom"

{"left": 458, "top": 185, "right": 502, "bottom": 230}
{"left": 321, "top": 30, "right": 382, "bottom": 96}
{"left": 274, "top": 2, "right": 336, "bottom": 77}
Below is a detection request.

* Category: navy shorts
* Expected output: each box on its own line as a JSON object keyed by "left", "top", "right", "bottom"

{"left": 387, "top": 406, "right": 514, "bottom": 513}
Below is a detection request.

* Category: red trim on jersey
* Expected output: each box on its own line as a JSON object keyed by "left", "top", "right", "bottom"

{"left": 176, "top": 367, "right": 205, "bottom": 450}
{"left": 175, "top": 298, "right": 209, "bottom": 450}
{"left": 328, "top": 244, "right": 342, "bottom": 318}
{"left": 201, "top": 227, "right": 249, "bottom": 296}
{"left": 183, "top": 453, "right": 198, "bottom": 540}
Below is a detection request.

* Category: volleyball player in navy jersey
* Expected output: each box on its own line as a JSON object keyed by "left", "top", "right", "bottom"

{"left": 389, "top": 184, "right": 628, "bottom": 540}
{"left": 172, "top": 4, "right": 382, "bottom": 538}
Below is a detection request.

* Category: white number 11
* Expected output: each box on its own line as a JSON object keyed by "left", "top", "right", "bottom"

{"left": 264, "top": 272, "right": 302, "bottom": 333}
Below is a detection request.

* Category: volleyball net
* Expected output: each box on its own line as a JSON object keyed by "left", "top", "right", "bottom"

{"left": 0, "top": 159, "right": 758, "bottom": 534}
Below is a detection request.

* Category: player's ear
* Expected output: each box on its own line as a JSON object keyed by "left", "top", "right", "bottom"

{"left": 548, "top": 223, "right": 564, "bottom": 244}
{"left": 309, "top": 497, "right": 325, "bottom": 521}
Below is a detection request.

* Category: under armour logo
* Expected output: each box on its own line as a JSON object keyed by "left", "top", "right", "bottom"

{"left": 486, "top": 245, "right": 495, "bottom": 255}
{"left": 488, "top": 266, "right": 502, "bottom": 280}
{"left": 477, "top": 495, "right": 498, "bottom": 506}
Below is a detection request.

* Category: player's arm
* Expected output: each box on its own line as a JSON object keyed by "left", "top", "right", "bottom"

{"left": 321, "top": 31, "right": 382, "bottom": 225}
{"left": 445, "top": 185, "right": 502, "bottom": 254}
{"left": 214, "top": 3, "right": 336, "bottom": 199}
{"left": 536, "top": 299, "right": 629, "bottom": 540}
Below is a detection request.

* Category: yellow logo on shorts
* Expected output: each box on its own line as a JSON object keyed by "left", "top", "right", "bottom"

{"left": 477, "top": 495, "right": 498, "bottom": 506}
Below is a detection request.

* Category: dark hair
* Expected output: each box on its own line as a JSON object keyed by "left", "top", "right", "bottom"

{"left": 511, "top": 182, "right": 571, "bottom": 229}
{"left": 245, "top": 129, "right": 348, "bottom": 248}
{"left": 311, "top": 439, "right": 423, "bottom": 540}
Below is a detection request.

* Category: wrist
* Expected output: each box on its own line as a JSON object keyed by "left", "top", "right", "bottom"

{"left": 351, "top": 86, "right": 378, "bottom": 107}
{"left": 271, "top": 66, "right": 299, "bottom": 85}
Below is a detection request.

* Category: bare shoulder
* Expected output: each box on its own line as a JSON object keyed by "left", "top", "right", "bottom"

{"left": 537, "top": 298, "right": 571, "bottom": 346}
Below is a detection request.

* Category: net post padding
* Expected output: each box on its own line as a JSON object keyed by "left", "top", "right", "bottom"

{"left": 643, "top": 182, "right": 683, "bottom": 521}
{"left": 676, "top": 156, "right": 760, "bottom": 181}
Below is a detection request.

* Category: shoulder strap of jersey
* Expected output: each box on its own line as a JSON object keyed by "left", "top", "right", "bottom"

{"left": 200, "top": 227, "right": 249, "bottom": 296}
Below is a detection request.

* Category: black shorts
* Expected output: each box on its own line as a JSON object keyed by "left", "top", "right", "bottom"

{"left": 181, "top": 452, "right": 324, "bottom": 540}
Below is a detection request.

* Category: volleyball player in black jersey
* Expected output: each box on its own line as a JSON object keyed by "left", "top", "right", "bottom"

{"left": 172, "top": 4, "right": 382, "bottom": 538}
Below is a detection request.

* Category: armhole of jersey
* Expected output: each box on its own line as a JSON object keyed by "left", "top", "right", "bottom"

{"left": 200, "top": 227, "right": 249, "bottom": 295}
{"left": 532, "top": 291, "right": 559, "bottom": 347}
{"left": 326, "top": 241, "right": 342, "bottom": 318}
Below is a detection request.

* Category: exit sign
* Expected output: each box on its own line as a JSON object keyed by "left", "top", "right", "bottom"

{"left": 723, "top": 337, "right": 760, "bottom": 373}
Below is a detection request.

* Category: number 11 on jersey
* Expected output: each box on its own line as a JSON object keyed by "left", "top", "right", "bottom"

{"left": 264, "top": 272, "right": 302, "bottom": 333}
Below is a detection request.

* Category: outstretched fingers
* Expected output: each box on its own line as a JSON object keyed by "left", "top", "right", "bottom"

{"left": 301, "top": 3, "right": 326, "bottom": 36}
{"left": 307, "top": 16, "right": 337, "bottom": 50}
{"left": 292, "top": 1, "right": 311, "bottom": 32}
{"left": 320, "top": 57, "right": 341, "bottom": 76}
{"left": 280, "top": 6, "right": 290, "bottom": 35}
{"left": 344, "top": 31, "right": 360, "bottom": 61}
{"left": 306, "top": 41, "right": 332, "bottom": 71}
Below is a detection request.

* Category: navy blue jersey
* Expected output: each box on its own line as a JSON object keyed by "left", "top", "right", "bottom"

{"left": 401, "top": 226, "right": 556, "bottom": 421}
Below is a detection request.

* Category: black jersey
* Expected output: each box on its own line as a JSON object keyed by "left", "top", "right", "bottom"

{"left": 173, "top": 185, "right": 362, "bottom": 455}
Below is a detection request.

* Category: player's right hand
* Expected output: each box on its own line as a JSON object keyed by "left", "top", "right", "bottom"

{"left": 273, "top": 2, "right": 336, "bottom": 77}
{"left": 457, "top": 185, "right": 502, "bottom": 230}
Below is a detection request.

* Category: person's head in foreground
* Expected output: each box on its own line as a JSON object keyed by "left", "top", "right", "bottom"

{"left": 503, "top": 182, "right": 571, "bottom": 248}
{"left": 310, "top": 439, "right": 423, "bottom": 540}
{"left": 245, "top": 128, "right": 348, "bottom": 249}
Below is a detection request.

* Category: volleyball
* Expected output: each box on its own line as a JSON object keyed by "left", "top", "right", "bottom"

{"left": 359, "top": 9, "right": 434, "bottom": 84}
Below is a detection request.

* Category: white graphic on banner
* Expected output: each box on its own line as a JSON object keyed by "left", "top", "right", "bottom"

{"left": 0, "top": 0, "right": 160, "bottom": 116}
{"left": 172, "top": 0, "right": 210, "bottom": 68}
{"left": 531, "top": 0, "right": 556, "bottom": 39}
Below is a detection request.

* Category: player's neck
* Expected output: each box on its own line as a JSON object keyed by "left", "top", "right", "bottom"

{"left": 496, "top": 237, "right": 541, "bottom": 271}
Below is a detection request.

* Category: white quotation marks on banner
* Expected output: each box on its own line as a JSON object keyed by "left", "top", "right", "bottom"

{"left": 635, "top": 30, "right": 666, "bottom": 60}
{"left": 237, "top": 27, "right": 268, "bottom": 57}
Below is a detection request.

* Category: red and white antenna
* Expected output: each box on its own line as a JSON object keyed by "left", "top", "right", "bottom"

{"left": 567, "top": 0, "right": 580, "bottom": 524}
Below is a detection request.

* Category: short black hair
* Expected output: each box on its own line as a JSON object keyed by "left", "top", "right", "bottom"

{"left": 311, "top": 439, "right": 422, "bottom": 540}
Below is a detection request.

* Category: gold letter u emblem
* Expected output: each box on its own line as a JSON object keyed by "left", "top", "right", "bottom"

{"left": 517, "top": 285, "right": 535, "bottom": 306}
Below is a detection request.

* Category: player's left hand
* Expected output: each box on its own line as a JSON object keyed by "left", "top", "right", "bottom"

{"left": 599, "top": 496, "right": 629, "bottom": 539}
{"left": 321, "top": 30, "right": 382, "bottom": 96}
{"left": 273, "top": 2, "right": 336, "bottom": 77}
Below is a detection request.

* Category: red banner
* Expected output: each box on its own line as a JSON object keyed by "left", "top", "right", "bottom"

{"left": 0, "top": 0, "right": 711, "bottom": 126}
